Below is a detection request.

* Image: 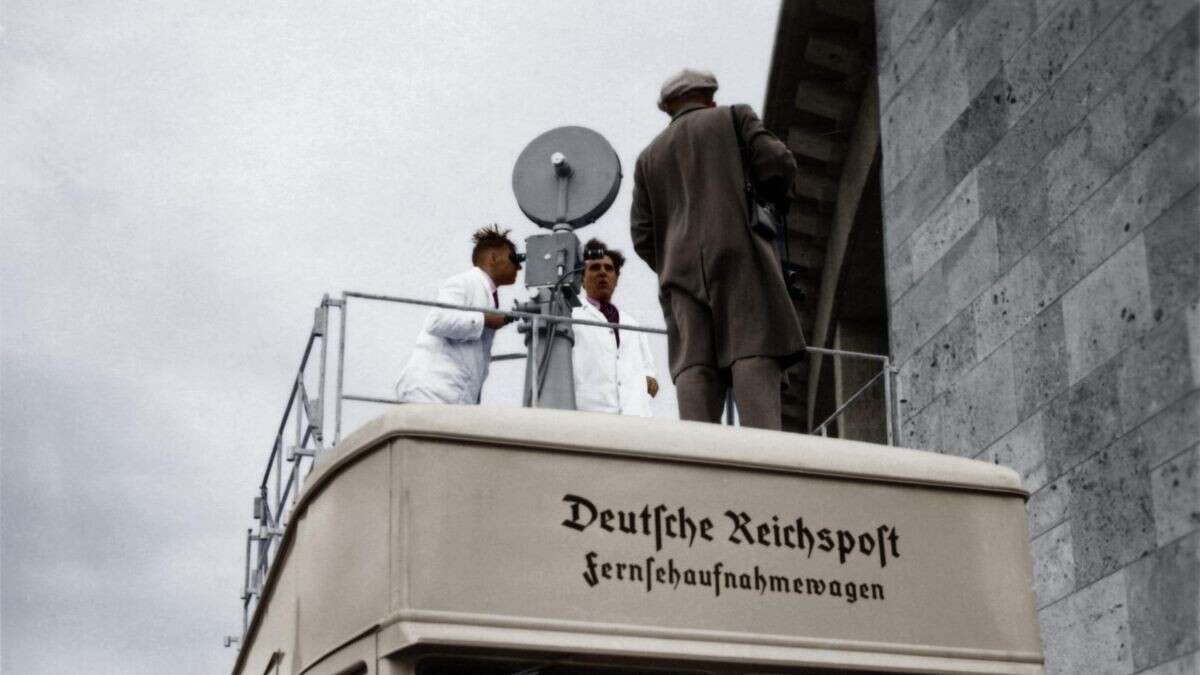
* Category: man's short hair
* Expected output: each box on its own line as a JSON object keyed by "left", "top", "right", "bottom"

{"left": 583, "top": 238, "right": 625, "bottom": 272}
{"left": 471, "top": 224, "right": 516, "bottom": 264}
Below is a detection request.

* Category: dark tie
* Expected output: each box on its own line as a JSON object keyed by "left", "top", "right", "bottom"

{"left": 492, "top": 291, "right": 498, "bottom": 309}
{"left": 598, "top": 301, "right": 620, "bottom": 347}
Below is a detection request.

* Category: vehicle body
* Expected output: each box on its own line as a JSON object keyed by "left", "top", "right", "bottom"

{"left": 233, "top": 405, "right": 1043, "bottom": 675}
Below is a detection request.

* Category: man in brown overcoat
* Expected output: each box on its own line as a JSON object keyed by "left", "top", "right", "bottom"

{"left": 631, "top": 68, "right": 805, "bottom": 430}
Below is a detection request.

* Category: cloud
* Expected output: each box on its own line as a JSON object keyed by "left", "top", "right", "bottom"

{"left": 1, "top": 2, "right": 776, "bottom": 672}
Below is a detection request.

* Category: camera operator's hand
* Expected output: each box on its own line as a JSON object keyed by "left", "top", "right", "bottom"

{"left": 483, "top": 312, "right": 508, "bottom": 330}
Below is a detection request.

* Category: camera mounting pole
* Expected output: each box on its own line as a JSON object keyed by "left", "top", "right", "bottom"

{"left": 511, "top": 127, "right": 622, "bottom": 410}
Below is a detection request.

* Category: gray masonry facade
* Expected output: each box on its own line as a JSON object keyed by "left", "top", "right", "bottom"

{"left": 874, "top": 0, "right": 1199, "bottom": 673}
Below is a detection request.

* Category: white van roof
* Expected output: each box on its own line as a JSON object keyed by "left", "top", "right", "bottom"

{"left": 322, "top": 405, "right": 1026, "bottom": 498}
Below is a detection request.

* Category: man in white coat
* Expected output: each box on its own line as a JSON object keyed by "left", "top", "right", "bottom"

{"left": 572, "top": 238, "right": 659, "bottom": 416}
{"left": 395, "top": 225, "right": 521, "bottom": 404}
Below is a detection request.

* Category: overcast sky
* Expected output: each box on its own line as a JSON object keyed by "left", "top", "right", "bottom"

{"left": 1, "top": 2, "right": 780, "bottom": 672}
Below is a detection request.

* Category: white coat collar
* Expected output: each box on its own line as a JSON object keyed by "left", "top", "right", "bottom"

{"left": 584, "top": 292, "right": 618, "bottom": 311}
{"left": 582, "top": 293, "right": 620, "bottom": 319}
{"left": 473, "top": 266, "right": 497, "bottom": 295}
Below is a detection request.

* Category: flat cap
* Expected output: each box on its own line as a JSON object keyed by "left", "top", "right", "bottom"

{"left": 657, "top": 68, "right": 719, "bottom": 112}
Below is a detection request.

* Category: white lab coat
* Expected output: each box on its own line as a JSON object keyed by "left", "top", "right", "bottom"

{"left": 395, "top": 267, "right": 498, "bottom": 404}
{"left": 571, "top": 298, "right": 656, "bottom": 416}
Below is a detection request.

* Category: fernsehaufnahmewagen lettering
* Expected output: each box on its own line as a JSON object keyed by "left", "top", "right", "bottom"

{"left": 561, "top": 493, "right": 901, "bottom": 568}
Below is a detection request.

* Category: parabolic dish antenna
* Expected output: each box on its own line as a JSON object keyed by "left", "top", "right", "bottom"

{"left": 512, "top": 126, "right": 622, "bottom": 229}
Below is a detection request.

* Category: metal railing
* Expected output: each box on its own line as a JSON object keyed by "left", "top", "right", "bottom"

{"left": 230, "top": 289, "right": 898, "bottom": 644}
{"left": 808, "top": 346, "right": 900, "bottom": 446}
{"left": 335, "top": 290, "right": 670, "bottom": 433}
{"left": 235, "top": 294, "right": 340, "bottom": 641}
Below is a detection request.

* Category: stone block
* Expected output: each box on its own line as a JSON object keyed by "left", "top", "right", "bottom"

{"left": 1044, "top": 359, "right": 1122, "bottom": 477}
{"left": 1044, "top": 118, "right": 1127, "bottom": 231}
{"left": 942, "top": 342, "right": 1017, "bottom": 454}
{"left": 878, "top": 0, "right": 939, "bottom": 69}
{"left": 1062, "top": 236, "right": 1154, "bottom": 385}
{"left": 882, "top": 30, "right": 972, "bottom": 194}
{"left": 1117, "top": 308, "right": 1199, "bottom": 436}
{"left": 1073, "top": 109, "right": 1199, "bottom": 276}
{"left": 1141, "top": 390, "right": 1200, "bottom": 469}
{"left": 1068, "top": 432, "right": 1156, "bottom": 587}
{"left": 978, "top": 0, "right": 1195, "bottom": 217}
{"left": 890, "top": 260, "right": 948, "bottom": 364}
{"left": 908, "top": 169, "right": 982, "bottom": 284}
{"left": 878, "top": 0, "right": 973, "bottom": 111}
{"left": 1059, "top": 0, "right": 1198, "bottom": 117}
{"left": 885, "top": 72, "right": 1004, "bottom": 263}
{"left": 1029, "top": 473, "right": 1071, "bottom": 538}
{"left": 941, "top": 73, "right": 1011, "bottom": 186}
{"left": 999, "top": 104, "right": 1139, "bottom": 271}
{"left": 943, "top": 214, "right": 999, "bottom": 312}
{"left": 1126, "top": 532, "right": 1200, "bottom": 670}
{"left": 1138, "top": 652, "right": 1200, "bottom": 675}
{"left": 985, "top": 409, "right": 1048, "bottom": 492}
{"left": 894, "top": 354, "right": 929, "bottom": 425}
{"left": 882, "top": 144, "right": 951, "bottom": 256}
{"left": 896, "top": 308, "right": 977, "bottom": 417}
{"left": 1032, "top": 520, "right": 1076, "bottom": 608}
{"left": 1010, "top": 300, "right": 1068, "bottom": 420}
{"left": 976, "top": 94, "right": 1062, "bottom": 217}
{"left": 970, "top": 108, "right": 1194, "bottom": 378}
{"left": 1086, "top": 10, "right": 1199, "bottom": 172}
{"left": 958, "top": 0, "right": 1038, "bottom": 97}
{"left": 884, "top": 239, "right": 913, "bottom": 306}
{"left": 993, "top": 161, "right": 1054, "bottom": 271}
{"left": 901, "top": 390, "right": 943, "bottom": 452}
{"left": 1146, "top": 188, "right": 1200, "bottom": 321}
{"left": 1078, "top": 4, "right": 1176, "bottom": 152}
{"left": 1152, "top": 445, "right": 1200, "bottom": 546}
{"left": 1034, "top": 0, "right": 1069, "bottom": 22}
{"left": 1191, "top": 299, "right": 1200, "bottom": 386}
{"left": 974, "top": 219, "right": 1083, "bottom": 360}
{"left": 1003, "top": 0, "right": 1129, "bottom": 132}
{"left": 1038, "top": 567, "right": 1132, "bottom": 675}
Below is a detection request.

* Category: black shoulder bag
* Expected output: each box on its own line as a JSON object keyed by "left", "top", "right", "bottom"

{"left": 731, "top": 105, "right": 781, "bottom": 242}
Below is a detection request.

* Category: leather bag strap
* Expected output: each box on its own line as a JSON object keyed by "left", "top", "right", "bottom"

{"left": 730, "top": 105, "right": 757, "bottom": 207}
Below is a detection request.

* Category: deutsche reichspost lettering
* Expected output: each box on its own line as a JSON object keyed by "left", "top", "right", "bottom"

{"left": 560, "top": 493, "right": 900, "bottom": 604}
{"left": 561, "top": 493, "right": 716, "bottom": 551}
{"left": 561, "top": 493, "right": 902, "bottom": 568}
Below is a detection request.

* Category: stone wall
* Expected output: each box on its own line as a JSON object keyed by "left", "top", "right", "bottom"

{"left": 874, "top": 0, "right": 1199, "bottom": 672}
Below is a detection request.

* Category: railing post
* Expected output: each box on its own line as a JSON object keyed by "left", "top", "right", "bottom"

{"left": 269, "top": 438, "right": 281, "bottom": 519}
{"left": 288, "top": 376, "right": 299, "bottom": 519}
{"left": 241, "top": 527, "right": 252, "bottom": 637}
{"left": 293, "top": 451, "right": 301, "bottom": 507}
{"left": 530, "top": 316, "right": 540, "bottom": 408}
{"left": 888, "top": 362, "right": 897, "bottom": 446}
{"left": 316, "top": 296, "right": 330, "bottom": 447}
{"left": 882, "top": 357, "right": 894, "bottom": 447}
{"left": 334, "top": 293, "right": 348, "bottom": 445}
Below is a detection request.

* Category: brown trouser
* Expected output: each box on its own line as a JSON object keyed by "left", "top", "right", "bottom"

{"left": 675, "top": 356, "right": 782, "bottom": 430}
